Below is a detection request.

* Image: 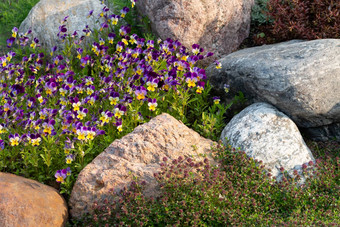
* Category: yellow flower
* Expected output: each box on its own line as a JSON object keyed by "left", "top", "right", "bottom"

{"left": 10, "top": 137, "right": 19, "bottom": 146}
{"left": 72, "top": 102, "right": 81, "bottom": 111}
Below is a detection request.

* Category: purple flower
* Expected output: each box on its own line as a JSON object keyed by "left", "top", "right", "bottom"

{"left": 0, "top": 140, "right": 5, "bottom": 150}
{"left": 120, "top": 7, "right": 130, "bottom": 18}
{"left": 147, "top": 98, "right": 157, "bottom": 111}
{"left": 213, "top": 96, "right": 220, "bottom": 104}
{"left": 6, "top": 37, "right": 15, "bottom": 48}
{"left": 87, "top": 10, "right": 94, "bottom": 18}
{"left": 135, "top": 86, "right": 147, "bottom": 100}
{"left": 55, "top": 169, "right": 67, "bottom": 183}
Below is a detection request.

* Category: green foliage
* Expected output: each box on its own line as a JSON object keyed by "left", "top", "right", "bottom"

{"left": 77, "top": 143, "right": 340, "bottom": 226}
{"left": 0, "top": 0, "right": 39, "bottom": 47}
{"left": 251, "top": 0, "right": 271, "bottom": 26}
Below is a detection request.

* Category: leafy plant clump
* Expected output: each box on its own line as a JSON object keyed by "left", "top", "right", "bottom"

{"left": 77, "top": 143, "right": 339, "bottom": 226}
{"left": 253, "top": 0, "right": 339, "bottom": 45}
{"left": 0, "top": 0, "right": 230, "bottom": 194}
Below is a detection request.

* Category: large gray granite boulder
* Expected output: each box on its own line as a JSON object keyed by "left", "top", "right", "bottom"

{"left": 136, "top": 0, "right": 254, "bottom": 61}
{"left": 69, "top": 113, "right": 215, "bottom": 219}
{"left": 207, "top": 39, "right": 340, "bottom": 141}
{"left": 19, "top": 0, "right": 109, "bottom": 51}
{"left": 220, "top": 102, "right": 315, "bottom": 182}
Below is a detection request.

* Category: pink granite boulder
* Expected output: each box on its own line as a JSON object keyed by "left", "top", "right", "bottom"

{"left": 136, "top": 0, "right": 254, "bottom": 61}
{"left": 69, "top": 113, "right": 215, "bottom": 219}
{"left": 0, "top": 172, "right": 68, "bottom": 227}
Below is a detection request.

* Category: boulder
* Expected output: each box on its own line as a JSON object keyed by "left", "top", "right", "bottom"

{"left": 19, "top": 0, "right": 109, "bottom": 51}
{"left": 69, "top": 113, "right": 215, "bottom": 219}
{"left": 207, "top": 39, "right": 340, "bottom": 141}
{"left": 0, "top": 172, "right": 68, "bottom": 227}
{"left": 136, "top": 0, "right": 254, "bottom": 61}
{"left": 220, "top": 102, "right": 315, "bottom": 182}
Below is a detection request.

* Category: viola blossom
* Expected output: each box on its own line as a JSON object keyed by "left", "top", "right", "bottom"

{"left": 114, "top": 104, "right": 127, "bottom": 119}
{"left": 42, "top": 119, "right": 56, "bottom": 135}
{"left": 1, "top": 56, "right": 7, "bottom": 67}
{"left": 100, "top": 22, "right": 108, "bottom": 32}
{"left": 3, "top": 103, "right": 14, "bottom": 113}
{"left": 80, "top": 55, "right": 91, "bottom": 68}
{"left": 50, "top": 46, "right": 57, "bottom": 56}
{"left": 99, "top": 111, "right": 113, "bottom": 124}
{"left": 39, "top": 109, "right": 48, "bottom": 120}
{"left": 86, "top": 95, "right": 97, "bottom": 106}
{"left": 185, "top": 74, "right": 198, "bottom": 88}
{"left": 45, "top": 81, "right": 57, "bottom": 96}
{"left": 120, "top": 7, "right": 129, "bottom": 18}
{"left": 130, "top": 0, "right": 137, "bottom": 8}
{"left": 134, "top": 64, "right": 144, "bottom": 75}
{"left": 116, "top": 43, "right": 125, "bottom": 55}
{"left": 30, "top": 37, "right": 39, "bottom": 49}
{"left": 83, "top": 25, "right": 92, "bottom": 37}
{"left": 196, "top": 81, "right": 205, "bottom": 94}
{"left": 86, "top": 127, "right": 96, "bottom": 140}
{"left": 53, "top": 55, "right": 63, "bottom": 65}
{"left": 9, "top": 133, "right": 20, "bottom": 146}
{"left": 213, "top": 96, "right": 220, "bottom": 105}
{"left": 136, "top": 38, "right": 145, "bottom": 48}
{"left": 72, "top": 101, "right": 82, "bottom": 111}
{"left": 11, "top": 27, "right": 18, "bottom": 38}
{"left": 76, "top": 126, "right": 88, "bottom": 141}
{"left": 175, "top": 60, "right": 188, "bottom": 71}
{"left": 6, "top": 51, "right": 16, "bottom": 62}
{"left": 29, "top": 133, "right": 41, "bottom": 146}
{"left": 76, "top": 48, "right": 83, "bottom": 59}
{"left": 119, "top": 25, "right": 131, "bottom": 36}
{"left": 0, "top": 140, "right": 4, "bottom": 150}
{"left": 65, "top": 154, "right": 74, "bottom": 164}
{"left": 55, "top": 169, "right": 67, "bottom": 183}
{"left": 135, "top": 86, "right": 147, "bottom": 100}
{"left": 87, "top": 10, "right": 94, "bottom": 18}
{"left": 76, "top": 107, "right": 88, "bottom": 120}
{"left": 115, "top": 119, "right": 123, "bottom": 132}
{"left": 110, "top": 14, "right": 120, "bottom": 26}
{"left": 146, "top": 79, "right": 158, "bottom": 92}
{"left": 215, "top": 60, "right": 222, "bottom": 69}
{"left": 86, "top": 85, "right": 95, "bottom": 95}
{"left": 109, "top": 92, "right": 120, "bottom": 105}
{"left": 99, "top": 6, "right": 109, "bottom": 17}
{"left": 59, "top": 84, "right": 69, "bottom": 97}
{"left": 148, "top": 98, "right": 157, "bottom": 111}
{"left": 0, "top": 124, "right": 7, "bottom": 134}
{"left": 6, "top": 37, "right": 15, "bottom": 48}
{"left": 192, "top": 44, "right": 201, "bottom": 55}
{"left": 27, "top": 97, "right": 37, "bottom": 109}
{"left": 146, "top": 40, "right": 154, "bottom": 49}
{"left": 107, "top": 33, "right": 116, "bottom": 44}
{"left": 129, "top": 34, "right": 138, "bottom": 45}
{"left": 224, "top": 84, "right": 230, "bottom": 93}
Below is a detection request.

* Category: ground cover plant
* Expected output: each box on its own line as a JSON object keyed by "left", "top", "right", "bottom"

{"left": 251, "top": 0, "right": 339, "bottom": 45}
{"left": 75, "top": 142, "right": 339, "bottom": 226}
{"left": 0, "top": 0, "right": 229, "bottom": 194}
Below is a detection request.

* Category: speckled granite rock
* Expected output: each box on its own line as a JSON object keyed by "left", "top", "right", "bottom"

{"left": 69, "top": 113, "right": 215, "bottom": 219}
{"left": 19, "top": 0, "right": 110, "bottom": 50}
{"left": 136, "top": 0, "right": 254, "bottom": 62}
{"left": 207, "top": 39, "right": 340, "bottom": 141}
{"left": 0, "top": 172, "right": 68, "bottom": 227}
{"left": 221, "top": 102, "right": 315, "bottom": 182}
